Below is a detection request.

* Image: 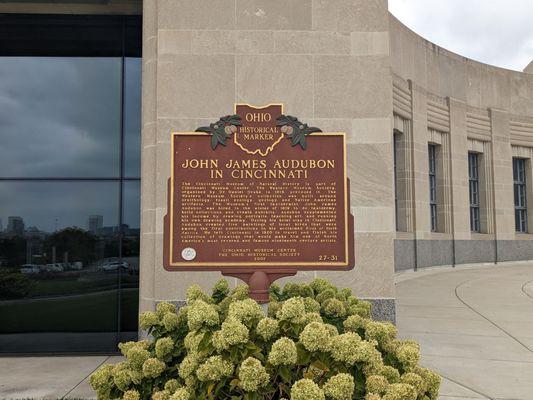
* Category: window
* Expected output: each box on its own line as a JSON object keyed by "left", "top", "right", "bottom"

{"left": 514, "top": 158, "right": 528, "bottom": 233}
{"left": 0, "top": 15, "right": 141, "bottom": 353}
{"left": 469, "top": 153, "right": 480, "bottom": 232}
{"left": 393, "top": 133, "right": 399, "bottom": 230}
{"left": 428, "top": 144, "right": 438, "bottom": 232}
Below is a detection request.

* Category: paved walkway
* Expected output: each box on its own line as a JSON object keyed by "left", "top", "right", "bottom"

{"left": 1, "top": 263, "right": 532, "bottom": 399}
{"left": 396, "top": 262, "right": 533, "bottom": 400}
{"left": 0, "top": 355, "right": 119, "bottom": 399}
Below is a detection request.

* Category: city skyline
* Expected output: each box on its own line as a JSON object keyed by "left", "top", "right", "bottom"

{"left": 0, "top": 214, "right": 139, "bottom": 235}
{"left": 0, "top": 181, "right": 140, "bottom": 233}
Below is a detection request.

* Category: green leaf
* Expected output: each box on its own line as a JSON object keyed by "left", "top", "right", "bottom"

{"left": 305, "top": 126, "right": 322, "bottom": 135}
{"left": 230, "top": 346, "right": 238, "bottom": 360}
{"left": 211, "top": 134, "right": 218, "bottom": 150}
{"left": 207, "top": 382, "right": 216, "bottom": 395}
{"left": 279, "top": 365, "right": 292, "bottom": 383}
{"left": 195, "top": 115, "right": 242, "bottom": 151}
{"left": 296, "top": 343, "right": 311, "bottom": 365}
{"left": 198, "top": 332, "right": 212, "bottom": 351}
{"left": 277, "top": 114, "right": 322, "bottom": 150}
{"left": 253, "top": 350, "right": 265, "bottom": 361}
{"left": 303, "top": 370, "right": 315, "bottom": 379}
{"left": 311, "top": 360, "right": 330, "bottom": 372}
{"left": 246, "top": 342, "right": 259, "bottom": 351}
{"left": 300, "top": 135, "right": 307, "bottom": 149}
{"left": 196, "top": 126, "right": 212, "bottom": 133}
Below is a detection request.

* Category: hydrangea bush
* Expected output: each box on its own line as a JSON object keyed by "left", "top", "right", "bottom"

{"left": 90, "top": 279, "right": 440, "bottom": 400}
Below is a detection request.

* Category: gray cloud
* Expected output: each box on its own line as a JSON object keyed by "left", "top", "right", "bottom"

{"left": 389, "top": 0, "right": 533, "bottom": 71}
{"left": 0, "top": 57, "right": 142, "bottom": 232}
{"left": 0, "top": 57, "right": 122, "bottom": 177}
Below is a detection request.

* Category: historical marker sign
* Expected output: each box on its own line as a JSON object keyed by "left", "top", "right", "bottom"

{"left": 163, "top": 104, "right": 354, "bottom": 301}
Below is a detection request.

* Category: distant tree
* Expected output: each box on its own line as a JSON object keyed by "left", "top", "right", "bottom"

{"left": 0, "top": 236, "right": 26, "bottom": 268}
{"left": 0, "top": 269, "right": 34, "bottom": 299}
{"left": 45, "top": 228, "right": 97, "bottom": 266}
{"left": 104, "top": 238, "right": 120, "bottom": 259}
{"left": 122, "top": 236, "right": 140, "bottom": 257}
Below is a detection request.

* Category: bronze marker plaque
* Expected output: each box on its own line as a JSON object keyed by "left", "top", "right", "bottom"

{"left": 163, "top": 104, "right": 355, "bottom": 293}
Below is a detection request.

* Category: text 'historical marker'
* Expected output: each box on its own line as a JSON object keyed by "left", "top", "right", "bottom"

{"left": 163, "top": 104, "right": 354, "bottom": 301}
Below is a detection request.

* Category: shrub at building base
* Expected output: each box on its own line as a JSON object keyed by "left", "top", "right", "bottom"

{"left": 90, "top": 279, "right": 440, "bottom": 400}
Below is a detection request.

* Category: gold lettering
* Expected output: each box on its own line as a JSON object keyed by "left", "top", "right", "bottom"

{"left": 210, "top": 170, "right": 223, "bottom": 178}
{"left": 243, "top": 133, "right": 275, "bottom": 140}
{"left": 245, "top": 112, "right": 272, "bottom": 123}
{"left": 181, "top": 159, "right": 218, "bottom": 169}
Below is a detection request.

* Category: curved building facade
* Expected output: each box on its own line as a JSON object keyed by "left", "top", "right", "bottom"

{"left": 139, "top": 1, "right": 533, "bottom": 324}
{"left": 390, "top": 16, "right": 533, "bottom": 270}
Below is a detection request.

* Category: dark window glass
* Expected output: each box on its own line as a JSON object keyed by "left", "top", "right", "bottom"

{"left": 513, "top": 158, "right": 528, "bottom": 233}
{"left": 428, "top": 144, "right": 438, "bottom": 232}
{"left": 0, "top": 182, "right": 120, "bottom": 352}
{"left": 469, "top": 153, "right": 480, "bottom": 232}
{"left": 0, "top": 15, "right": 142, "bottom": 57}
{"left": 393, "top": 133, "right": 399, "bottom": 231}
{"left": 0, "top": 15, "right": 141, "bottom": 354}
{"left": 0, "top": 57, "right": 122, "bottom": 178}
{"left": 120, "top": 181, "right": 140, "bottom": 337}
{"left": 124, "top": 57, "right": 142, "bottom": 178}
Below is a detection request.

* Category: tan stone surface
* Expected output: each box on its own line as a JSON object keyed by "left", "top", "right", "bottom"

{"left": 491, "top": 109, "right": 515, "bottom": 240}
{"left": 157, "top": 0, "right": 235, "bottom": 29}
{"left": 142, "top": 59, "right": 157, "bottom": 124}
{"left": 158, "top": 31, "right": 193, "bottom": 55}
{"left": 312, "top": 0, "right": 388, "bottom": 32}
{"left": 349, "top": 118, "right": 392, "bottom": 144}
{"left": 351, "top": 32, "right": 390, "bottom": 56}
{"left": 157, "top": 54, "right": 235, "bottom": 119}
{"left": 140, "top": 0, "right": 397, "bottom": 311}
{"left": 448, "top": 98, "right": 471, "bottom": 239}
{"left": 235, "top": 54, "right": 314, "bottom": 118}
{"left": 192, "top": 30, "right": 275, "bottom": 55}
{"left": 314, "top": 55, "right": 391, "bottom": 118}
{"left": 347, "top": 143, "right": 393, "bottom": 207}
{"left": 273, "top": 31, "right": 351, "bottom": 55}
{"left": 410, "top": 85, "right": 431, "bottom": 234}
{"left": 321, "top": 232, "right": 395, "bottom": 298}
{"left": 236, "top": 0, "right": 312, "bottom": 30}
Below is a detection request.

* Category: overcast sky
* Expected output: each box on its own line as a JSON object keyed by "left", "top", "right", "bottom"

{"left": 0, "top": 58, "right": 141, "bottom": 232}
{"left": 388, "top": 0, "right": 533, "bottom": 72}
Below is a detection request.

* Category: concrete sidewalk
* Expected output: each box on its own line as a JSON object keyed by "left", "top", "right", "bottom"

{"left": 0, "top": 355, "right": 122, "bottom": 399}
{"left": 1, "top": 262, "right": 532, "bottom": 399}
{"left": 396, "top": 262, "right": 533, "bottom": 400}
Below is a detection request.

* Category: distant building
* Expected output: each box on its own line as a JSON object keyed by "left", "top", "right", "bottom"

{"left": 98, "top": 226, "right": 118, "bottom": 237}
{"left": 25, "top": 226, "right": 48, "bottom": 241}
{"left": 0, "top": 218, "right": 3, "bottom": 232}
{"left": 7, "top": 216, "right": 24, "bottom": 236}
{"left": 87, "top": 215, "right": 103, "bottom": 234}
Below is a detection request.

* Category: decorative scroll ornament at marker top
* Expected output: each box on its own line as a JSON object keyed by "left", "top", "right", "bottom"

{"left": 196, "top": 114, "right": 322, "bottom": 150}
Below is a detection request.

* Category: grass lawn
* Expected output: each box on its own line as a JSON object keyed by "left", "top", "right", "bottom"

{"left": 30, "top": 274, "right": 139, "bottom": 298}
{"left": 0, "top": 289, "right": 139, "bottom": 333}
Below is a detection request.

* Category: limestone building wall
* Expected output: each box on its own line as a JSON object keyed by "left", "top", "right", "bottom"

{"left": 140, "top": 0, "right": 397, "bottom": 321}
{"left": 139, "top": 1, "right": 533, "bottom": 322}
{"left": 389, "top": 16, "right": 533, "bottom": 271}
{"left": 9, "top": 0, "right": 529, "bottom": 325}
